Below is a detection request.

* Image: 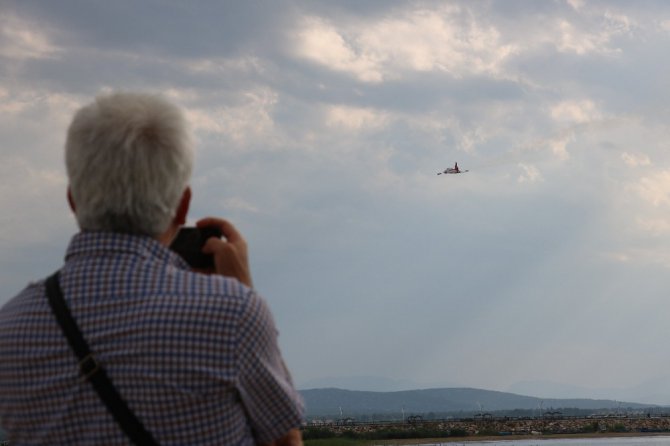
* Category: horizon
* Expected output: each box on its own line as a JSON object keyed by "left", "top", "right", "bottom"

{"left": 296, "top": 375, "right": 670, "bottom": 406}
{"left": 298, "top": 387, "right": 665, "bottom": 420}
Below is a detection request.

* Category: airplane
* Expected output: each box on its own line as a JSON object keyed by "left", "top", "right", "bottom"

{"left": 437, "top": 162, "right": 468, "bottom": 175}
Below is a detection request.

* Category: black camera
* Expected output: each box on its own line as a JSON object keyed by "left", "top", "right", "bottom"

{"left": 169, "top": 226, "right": 222, "bottom": 269}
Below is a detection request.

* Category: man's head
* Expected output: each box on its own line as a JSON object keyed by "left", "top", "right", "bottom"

{"left": 65, "top": 92, "right": 193, "bottom": 238}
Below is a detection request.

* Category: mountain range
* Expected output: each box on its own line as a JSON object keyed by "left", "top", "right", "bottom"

{"left": 299, "top": 387, "right": 655, "bottom": 417}
{"left": 297, "top": 375, "right": 670, "bottom": 406}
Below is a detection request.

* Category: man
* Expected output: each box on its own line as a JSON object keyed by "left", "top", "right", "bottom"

{"left": 0, "top": 93, "right": 304, "bottom": 445}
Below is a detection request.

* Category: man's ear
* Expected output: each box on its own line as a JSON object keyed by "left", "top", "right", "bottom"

{"left": 67, "top": 187, "right": 76, "bottom": 214}
{"left": 174, "top": 187, "right": 191, "bottom": 226}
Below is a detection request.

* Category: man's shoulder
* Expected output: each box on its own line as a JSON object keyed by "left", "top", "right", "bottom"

{"left": 165, "top": 268, "right": 252, "bottom": 299}
{"left": 165, "top": 272, "right": 277, "bottom": 338}
{"left": 0, "top": 279, "right": 47, "bottom": 319}
{"left": 151, "top": 269, "right": 260, "bottom": 317}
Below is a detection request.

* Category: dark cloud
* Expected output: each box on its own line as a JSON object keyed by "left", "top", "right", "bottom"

{"left": 8, "top": 0, "right": 293, "bottom": 57}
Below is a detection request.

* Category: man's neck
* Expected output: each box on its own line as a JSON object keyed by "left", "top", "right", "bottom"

{"left": 156, "top": 224, "right": 180, "bottom": 247}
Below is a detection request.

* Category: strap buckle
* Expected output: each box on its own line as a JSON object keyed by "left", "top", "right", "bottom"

{"left": 79, "top": 353, "right": 101, "bottom": 381}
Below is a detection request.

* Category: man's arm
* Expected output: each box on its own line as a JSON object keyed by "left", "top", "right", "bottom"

{"left": 262, "top": 428, "right": 303, "bottom": 446}
{"left": 198, "top": 217, "right": 304, "bottom": 442}
{"left": 197, "top": 217, "right": 253, "bottom": 287}
{"left": 234, "top": 293, "right": 304, "bottom": 444}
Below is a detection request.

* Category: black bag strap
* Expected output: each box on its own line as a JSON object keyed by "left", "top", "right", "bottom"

{"left": 45, "top": 271, "right": 159, "bottom": 446}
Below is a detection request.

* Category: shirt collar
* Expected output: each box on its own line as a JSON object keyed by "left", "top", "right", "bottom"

{"left": 65, "top": 231, "right": 190, "bottom": 270}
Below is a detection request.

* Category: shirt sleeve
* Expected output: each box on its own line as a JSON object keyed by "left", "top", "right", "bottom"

{"left": 235, "top": 290, "right": 304, "bottom": 444}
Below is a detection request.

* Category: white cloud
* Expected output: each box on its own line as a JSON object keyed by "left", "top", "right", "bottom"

{"left": 183, "top": 88, "right": 280, "bottom": 147}
{"left": 292, "top": 4, "right": 632, "bottom": 85}
{"left": 293, "top": 16, "right": 383, "bottom": 83}
{"left": 555, "top": 12, "right": 630, "bottom": 55}
{"left": 602, "top": 251, "right": 630, "bottom": 263}
{"left": 603, "top": 247, "right": 670, "bottom": 269}
{"left": 622, "top": 152, "right": 651, "bottom": 167}
{"left": 550, "top": 100, "right": 600, "bottom": 124}
{"left": 0, "top": 156, "right": 69, "bottom": 244}
{"left": 0, "top": 89, "right": 83, "bottom": 246}
{"left": 222, "top": 197, "right": 261, "bottom": 214}
{"left": 292, "top": 6, "right": 517, "bottom": 82}
{"left": 603, "top": 10, "right": 633, "bottom": 36}
{"left": 633, "top": 170, "right": 670, "bottom": 207}
{"left": 0, "top": 89, "right": 80, "bottom": 117}
{"left": 637, "top": 217, "right": 670, "bottom": 236}
{"left": 548, "top": 132, "right": 574, "bottom": 161}
{"left": 567, "top": 0, "right": 586, "bottom": 11}
{"left": 0, "top": 14, "right": 61, "bottom": 60}
{"left": 553, "top": 21, "right": 594, "bottom": 54}
{"left": 357, "top": 6, "right": 516, "bottom": 78}
{"left": 325, "top": 105, "right": 389, "bottom": 132}
{"left": 186, "top": 56, "right": 265, "bottom": 77}
{"left": 0, "top": 90, "right": 83, "bottom": 156}
{"left": 0, "top": 89, "right": 30, "bottom": 114}
{"left": 408, "top": 114, "right": 490, "bottom": 154}
{"left": 543, "top": 100, "right": 605, "bottom": 161}
{"left": 517, "top": 163, "right": 543, "bottom": 183}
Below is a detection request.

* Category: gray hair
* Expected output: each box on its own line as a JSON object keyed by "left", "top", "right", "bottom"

{"left": 65, "top": 92, "right": 194, "bottom": 236}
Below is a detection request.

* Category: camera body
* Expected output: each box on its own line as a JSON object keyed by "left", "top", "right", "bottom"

{"left": 169, "top": 226, "right": 222, "bottom": 269}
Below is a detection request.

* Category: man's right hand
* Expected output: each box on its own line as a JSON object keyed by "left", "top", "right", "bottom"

{"left": 262, "top": 428, "right": 303, "bottom": 446}
{"left": 197, "top": 217, "right": 253, "bottom": 288}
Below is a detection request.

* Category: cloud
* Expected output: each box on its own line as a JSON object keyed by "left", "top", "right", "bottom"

{"left": 292, "top": 5, "right": 518, "bottom": 82}
{"left": 602, "top": 246, "right": 670, "bottom": 269}
{"left": 221, "top": 196, "right": 261, "bottom": 214}
{"left": 0, "top": 87, "right": 30, "bottom": 114}
{"left": 552, "top": 134, "right": 575, "bottom": 161}
{"left": 181, "top": 88, "right": 280, "bottom": 148}
{"left": 543, "top": 100, "right": 605, "bottom": 161}
{"left": 0, "top": 13, "right": 61, "bottom": 60}
{"left": 555, "top": 10, "right": 632, "bottom": 55}
{"left": 556, "top": 19, "right": 605, "bottom": 55}
{"left": 637, "top": 217, "right": 670, "bottom": 236}
{"left": 185, "top": 56, "right": 266, "bottom": 78}
{"left": 566, "top": 0, "right": 586, "bottom": 11}
{"left": 0, "top": 155, "right": 69, "bottom": 246}
{"left": 550, "top": 99, "right": 600, "bottom": 124}
{"left": 622, "top": 152, "right": 651, "bottom": 167}
{"left": 293, "top": 16, "right": 383, "bottom": 83}
{"left": 633, "top": 170, "right": 670, "bottom": 207}
{"left": 325, "top": 105, "right": 389, "bottom": 132}
{"left": 0, "top": 89, "right": 83, "bottom": 159}
{"left": 0, "top": 89, "right": 82, "bottom": 242}
{"left": 356, "top": 6, "right": 517, "bottom": 78}
{"left": 517, "top": 163, "right": 543, "bottom": 183}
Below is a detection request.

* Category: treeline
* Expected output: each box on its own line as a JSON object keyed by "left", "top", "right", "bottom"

{"left": 303, "top": 426, "right": 467, "bottom": 441}
{"left": 302, "top": 417, "right": 669, "bottom": 442}
{"left": 309, "top": 406, "right": 662, "bottom": 422}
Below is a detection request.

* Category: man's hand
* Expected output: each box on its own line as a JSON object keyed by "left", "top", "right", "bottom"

{"left": 262, "top": 428, "right": 303, "bottom": 446}
{"left": 196, "top": 217, "right": 253, "bottom": 288}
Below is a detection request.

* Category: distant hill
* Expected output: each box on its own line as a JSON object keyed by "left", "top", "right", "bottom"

{"left": 508, "top": 378, "right": 670, "bottom": 406}
{"left": 300, "top": 387, "right": 653, "bottom": 417}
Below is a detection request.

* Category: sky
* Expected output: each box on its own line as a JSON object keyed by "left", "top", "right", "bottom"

{"left": 4, "top": 0, "right": 670, "bottom": 405}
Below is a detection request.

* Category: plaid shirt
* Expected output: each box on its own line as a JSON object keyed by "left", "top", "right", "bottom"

{"left": 0, "top": 232, "right": 304, "bottom": 445}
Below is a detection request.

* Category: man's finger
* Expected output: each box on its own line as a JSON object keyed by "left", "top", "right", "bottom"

{"left": 200, "top": 237, "right": 238, "bottom": 257}
{"left": 196, "top": 217, "right": 244, "bottom": 243}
